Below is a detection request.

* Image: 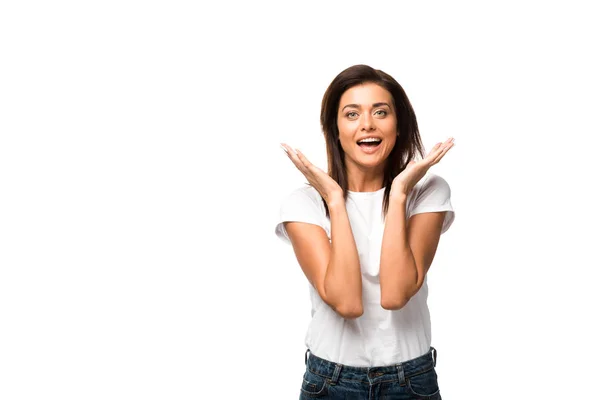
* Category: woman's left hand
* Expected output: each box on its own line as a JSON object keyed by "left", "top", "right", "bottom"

{"left": 390, "top": 137, "right": 455, "bottom": 198}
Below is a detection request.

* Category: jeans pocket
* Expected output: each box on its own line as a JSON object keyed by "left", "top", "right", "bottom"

{"left": 406, "top": 367, "right": 441, "bottom": 399}
{"left": 300, "top": 368, "right": 330, "bottom": 398}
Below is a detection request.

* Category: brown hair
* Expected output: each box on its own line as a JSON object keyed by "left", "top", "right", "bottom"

{"left": 313, "top": 64, "right": 425, "bottom": 220}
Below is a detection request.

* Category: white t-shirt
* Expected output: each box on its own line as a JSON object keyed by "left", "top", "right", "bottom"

{"left": 274, "top": 172, "right": 455, "bottom": 367}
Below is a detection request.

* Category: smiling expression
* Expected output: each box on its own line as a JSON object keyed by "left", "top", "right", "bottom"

{"left": 337, "top": 82, "right": 398, "bottom": 170}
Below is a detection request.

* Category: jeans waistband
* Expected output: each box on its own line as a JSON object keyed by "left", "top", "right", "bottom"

{"left": 304, "top": 347, "right": 438, "bottom": 385}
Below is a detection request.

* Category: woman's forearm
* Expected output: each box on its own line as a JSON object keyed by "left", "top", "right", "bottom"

{"left": 379, "top": 194, "right": 418, "bottom": 310}
{"left": 324, "top": 196, "right": 363, "bottom": 318}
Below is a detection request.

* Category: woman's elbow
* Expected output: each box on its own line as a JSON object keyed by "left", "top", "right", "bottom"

{"left": 380, "top": 296, "right": 409, "bottom": 311}
{"left": 336, "top": 303, "right": 364, "bottom": 319}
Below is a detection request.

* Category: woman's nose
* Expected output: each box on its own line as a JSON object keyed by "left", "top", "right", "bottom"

{"left": 361, "top": 114, "right": 375, "bottom": 131}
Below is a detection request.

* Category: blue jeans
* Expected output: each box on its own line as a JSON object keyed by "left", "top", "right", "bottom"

{"left": 300, "top": 346, "right": 442, "bottom": 400}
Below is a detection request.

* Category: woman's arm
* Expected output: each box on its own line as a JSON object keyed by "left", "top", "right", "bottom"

{"left": 379, "top": 194, "right": 445, "bottom": 310}
{"left": 286, "top": 194, "right": 363, "bottom": 319}
{"left": 324, "top": 195, "right": 363, "bottom": 317}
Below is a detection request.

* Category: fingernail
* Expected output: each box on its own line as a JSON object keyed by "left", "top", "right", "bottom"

{"left": 280, "top": 144, "right": 288, "bottom": 153}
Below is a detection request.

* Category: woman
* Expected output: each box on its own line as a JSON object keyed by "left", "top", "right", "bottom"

{"left": 275, "top": 64, "right": 455, "bottom": 400}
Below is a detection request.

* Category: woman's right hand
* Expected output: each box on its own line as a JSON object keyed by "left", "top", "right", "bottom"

{"left": 280, "top": 143, "right": 343, "bottom": 204}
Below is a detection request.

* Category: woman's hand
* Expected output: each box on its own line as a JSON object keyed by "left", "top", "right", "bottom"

{"left": 390, "top": 137, "right": 455, "bottom": 198}
{"left": 280, "top": 143, "right": 344, "bottom": 204}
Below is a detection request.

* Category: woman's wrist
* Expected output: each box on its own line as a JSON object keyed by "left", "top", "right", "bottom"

{"left": 389, "top": 190, "right": 408, "bottom": 203}
{"left": 326, "top": 192, "right": 346, "bottom": 209}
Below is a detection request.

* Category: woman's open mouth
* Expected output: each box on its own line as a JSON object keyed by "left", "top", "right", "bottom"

{"left": 357, "top": 138, "right": 382, "bottom": 154}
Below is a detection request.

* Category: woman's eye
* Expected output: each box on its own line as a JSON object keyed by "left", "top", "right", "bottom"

{"left": 347, "top": 112, "right": 358, "bottom": 118}
{"left": 375, "top": 110, "right": 387, "bottom": 116}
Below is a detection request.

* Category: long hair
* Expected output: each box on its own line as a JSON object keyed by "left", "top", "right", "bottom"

{"left": 315, "top": 64, "right": 425, "bottom": 220}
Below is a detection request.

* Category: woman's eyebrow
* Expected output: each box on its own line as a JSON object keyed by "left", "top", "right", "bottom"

{"left": 342, "top": 102, "right": 391, "bottom": 111}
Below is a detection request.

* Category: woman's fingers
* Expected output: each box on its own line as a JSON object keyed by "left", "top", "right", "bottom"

{"left": 431, "top": 138, "right": 454, "bottom": 164}
{"left": 294, "top": 148, "right": 315, "bottom": 170}
{"left": 280, "top": 143, "right": 297, "bottom": 158}
{"left": 426, "top": 138, "right": 454, "bottom": 164}
{"left": 281, "top": 143, "right": 327, "bottom": 185}
{"left": 280, "top": 142, "right": 343, "bottom": 200}
{"left": 281, "top": 143, "right": 299, "bottom": 163}
{"left": 281, "top": 143, "right": 309, "bottom": 174}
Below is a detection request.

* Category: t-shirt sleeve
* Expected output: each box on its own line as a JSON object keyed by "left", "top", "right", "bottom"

{"left": 274, "top": 188, "right": 327, "bottom": 245}
{"left": 409, "top": 173, "right": 455, "bottom": 234}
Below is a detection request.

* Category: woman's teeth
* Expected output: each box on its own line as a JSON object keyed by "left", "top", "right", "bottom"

{"left": 357, "top": 140, "right": 382, "bottom": 154}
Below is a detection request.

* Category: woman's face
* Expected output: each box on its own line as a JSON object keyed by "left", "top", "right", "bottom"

{"left": 337, "top": 82, "right": 398, "bottom": 170}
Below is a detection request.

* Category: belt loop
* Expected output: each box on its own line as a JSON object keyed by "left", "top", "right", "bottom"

{"left": 396, "top": 363, "right": 406, "bottom": 384}
{"left": 431, "top": 346, "right": 437, "bottom": 367}
{"left": 330, "top": 364, "right": 342, "bottom": 385}
{"left": 305, "top": 348, "right": 310, "bottom": 365}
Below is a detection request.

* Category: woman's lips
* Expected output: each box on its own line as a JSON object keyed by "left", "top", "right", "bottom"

{"left": 357, "top": 141, "right": 382, "bottom": 154}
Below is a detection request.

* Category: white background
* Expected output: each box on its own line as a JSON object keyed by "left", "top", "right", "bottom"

{"left": 1, "top": 1, "right": 599, "bottom": 399}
